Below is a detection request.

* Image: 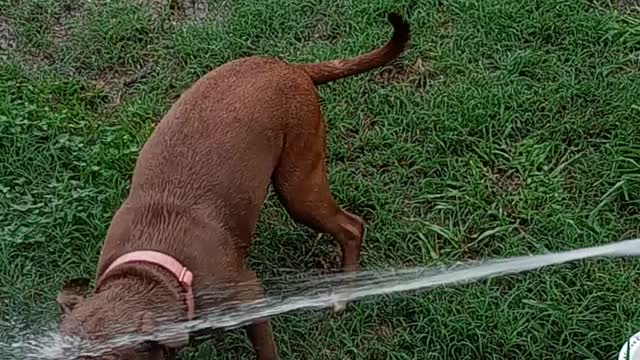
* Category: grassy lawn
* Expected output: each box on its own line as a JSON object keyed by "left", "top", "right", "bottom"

{"left": 1, "top": 0, "right": 640, "bottom": 358}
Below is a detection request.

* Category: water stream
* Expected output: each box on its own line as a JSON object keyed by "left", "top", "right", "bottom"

{"left": 6, "top": 238, "right": 640, "bottom": 359}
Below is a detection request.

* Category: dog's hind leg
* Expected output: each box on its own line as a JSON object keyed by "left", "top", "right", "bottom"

{"left": 272, "top": 108, "right": 364, "bottom": 311}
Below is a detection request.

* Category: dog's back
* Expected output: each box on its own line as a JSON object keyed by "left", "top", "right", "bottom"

{"left": 102, "top": 14, "right": 410, "bottom": 274}
{"left": 129, "top": 58, "right": 305, "bottom": 241}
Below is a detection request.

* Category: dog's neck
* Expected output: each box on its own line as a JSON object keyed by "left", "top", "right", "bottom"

{"left": 98, "top": 263, "right": 188, "bottom": 319}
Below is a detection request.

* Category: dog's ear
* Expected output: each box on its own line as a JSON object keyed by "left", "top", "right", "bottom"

{"left": 57, "top": 278, "right": 92, "bottom": 314}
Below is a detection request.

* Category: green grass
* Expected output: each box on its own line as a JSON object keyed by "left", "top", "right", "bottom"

{"left": 1, "top": 0, "right": 640, "bottom": 358}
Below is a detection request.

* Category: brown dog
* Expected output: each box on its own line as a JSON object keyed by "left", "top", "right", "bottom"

{"left": 56, "top": 13, "right": 410, "bottom": 360}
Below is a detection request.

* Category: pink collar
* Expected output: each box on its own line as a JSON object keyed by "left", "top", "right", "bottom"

{"left": 99, "top": 250, "right": 195, "bottom": 320}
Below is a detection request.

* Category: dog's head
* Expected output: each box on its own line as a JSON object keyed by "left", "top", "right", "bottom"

{"left": 56, "top": 278, "right": 188, "bottom": 360}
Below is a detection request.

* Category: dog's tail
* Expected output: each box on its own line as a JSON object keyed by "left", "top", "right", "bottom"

{"left": 294, "top": 13, "right": 410, "bottom": 86}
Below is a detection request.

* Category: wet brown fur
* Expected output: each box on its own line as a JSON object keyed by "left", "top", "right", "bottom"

{"left": 56, "top": 14, "right": 410, "bottom": 360}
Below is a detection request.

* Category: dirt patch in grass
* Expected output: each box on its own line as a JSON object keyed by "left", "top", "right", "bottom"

{"left": 131, "top": 0, "right": 167, "bottom": 15}
{"left": 360, "top": 112, "right": 377, "bottom": 133}
{"left": 10, "top": 2, "right": 87, "bottom": 69}
{"left": 615, "top": 0, "right": 640, "bottom": 11}
{"left": 374, "top": 322, "right": 395, "bottom": 342}
{"left": 164, "top": 0, "right": 231, "bottom": 23}
{"left": 130, "top": 0, "right": 233, "bottom": 22}
{"left": 303, "top": 16, "right": 342, "bottom": 43}
{"left": 312, "top": 234, "right": 343, "bottom": 270}
{"left": 374, "top": 58, "right": 436, "bottom": 89}
{"left": 489, "top": 168, "right": 524, "bottom": 193}
{"left": 93, "top": 63, "right": 155, "bottom": 106}
{"left": 180, "top": 0, "right": 209, "bottom": 21}
{"left": 0, "top": 17, "right": 17, "bottom": 62}
{"left": 52, "top": 2, "right": 85, "bottom": 46}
